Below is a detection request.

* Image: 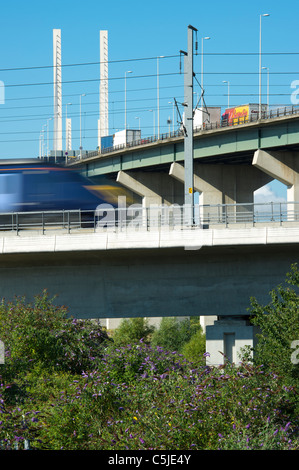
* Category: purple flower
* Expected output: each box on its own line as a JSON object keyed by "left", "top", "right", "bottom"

{"left": 283, "top": 422, "right": 291, "bottom": 432}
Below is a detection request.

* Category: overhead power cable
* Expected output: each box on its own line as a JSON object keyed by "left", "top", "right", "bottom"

{"left": 0, "top": 51, "right": 298, "bottom": 73}
{"left": 3, "top": 70, "right": 299, "bottom": 90}
{"left": 3, "top": 72, "right": 182, "bottom": 88}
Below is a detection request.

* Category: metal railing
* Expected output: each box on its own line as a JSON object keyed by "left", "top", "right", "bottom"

{"left": 0, "top": 201, "right": 298, "bottom": 234}
{"left": 0, "top": 209, "right": 95, "bottom": 234}
{"left": 199, "top": 201, "right": 295, "bottom": 227}
{"left": 95, "top": 201, "right": 299, "bottom": 231}
{"left": 66, "top": 105, "right": 299, "bottom": 164}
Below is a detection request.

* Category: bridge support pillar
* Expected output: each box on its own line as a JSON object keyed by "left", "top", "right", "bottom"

{"left": 205, "top": 316, "right": 259, "bottom": 366}
{"left": 117, "top": 170, "right": 184, "bottom": 206}
{"left": 253, "top": 149, "right": 299, "bottom": 208}
{"left": 169, "top": 162, "right": 271, "bottom": 219}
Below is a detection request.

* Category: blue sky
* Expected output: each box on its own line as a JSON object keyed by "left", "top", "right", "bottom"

{"left": 0, "top": 0, "right": 298, "bottom": 199}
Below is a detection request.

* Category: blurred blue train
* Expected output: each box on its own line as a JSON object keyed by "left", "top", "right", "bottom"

{"left": 0, "top": 159, "right": 127, "bottom": 214}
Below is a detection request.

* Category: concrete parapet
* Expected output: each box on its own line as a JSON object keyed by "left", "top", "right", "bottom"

{"left": 1, "top": 224, "right": 299, "bottom": 253}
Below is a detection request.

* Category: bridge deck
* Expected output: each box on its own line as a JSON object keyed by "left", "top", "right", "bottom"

{"left": 67, "top": 110, "right": 299, "bottom": 177}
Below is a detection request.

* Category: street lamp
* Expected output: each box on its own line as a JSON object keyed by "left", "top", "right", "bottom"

{"left": 125, "top": 71, "right": 133, "bottom": 129}
{"left": 222, "top": 80, "right": 230, "bottom": 109}
{"left": 135, "top": 116, "right": 140, "bottom": 130}
{"left": 157, "top": 56, "right": 165, "bottom": 139}
{"left": 262, "top": 66, "right": 270, "bottom": 109}
{"left": 65, "top": 102, "right": 72, "bottom": 151}
{"left": 41, "top": 124, "right": 47, "bottom": 157}
{"left": 79, "top": 94, "right": 86, "bottom": 158}
{"left": 46, "top": 117, "right": 52, "bottom": 158}
{"left": 259, "top": 13, "right": 270, "bottom": 118}
{"left": 149, "top": 109, "right": 156, "bottom": 137}
{"left": 201, "top": 37, "right": 210, "bottom": 107}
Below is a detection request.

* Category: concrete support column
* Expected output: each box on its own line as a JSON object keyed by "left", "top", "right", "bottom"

{"left": 117, "top": 170, "right": 184, "bottom": 207}
{"left": 169, "top": 162, "right": 272, "bottom": 222}
{"left": 205, "top": 317, "right": 259, "bottom": 366}
{"left": 253, "top": 149, "right": 299, "bottom": 213}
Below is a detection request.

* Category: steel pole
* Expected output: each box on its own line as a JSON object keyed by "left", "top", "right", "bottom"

{"left": 184, "top": 25, "right": 197, "bottom": 225}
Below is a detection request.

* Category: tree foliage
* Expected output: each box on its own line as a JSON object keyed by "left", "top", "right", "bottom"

{"left": 249, "top": 263, "right": 299, "bottom": 387}
{"left": 111, "top": 317, "right": 155, "bottom": 346}
{"left": 0, "top": 290, "right": 111, "bottom": 377}
{"left": 150, "top": 316, "right": 204, "bottom": 357}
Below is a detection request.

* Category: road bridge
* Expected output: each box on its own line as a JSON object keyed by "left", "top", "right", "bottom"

{"left": 67, "top": 111, "right": 299, "bottom": 212}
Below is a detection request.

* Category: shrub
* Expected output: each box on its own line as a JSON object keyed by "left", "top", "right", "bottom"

{"left": 111, "top": 317, "right": 155, "bottom": 346}
{"left": 0, "top": 290, "right": 111, "bottom": 380}
{"left": 150, "top": 316, "right": 202, "bottom": 354}
{"left": 181, "top": 328, "right": 206, "bottom": 364}
{"left": 249, "top": 263, "right": 299, "bottom": 388}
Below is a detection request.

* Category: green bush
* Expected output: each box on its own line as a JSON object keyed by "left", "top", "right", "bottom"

{"left": 27, "top": 352, "right": 297, "bottom": 450}
{"left": 0, "top": 290, "right": 111, "bottom": 379}
{"left": 111, "top": 317, "right": 155, "bottom": 346}
{"left": 181, "top": 328, "right": 206, "bottom": 364}
{"left": 150, "top": 316, "right": 203, "bottom": 354}
{"left": 249, "top": 263, "right": 299, "bottom": 388}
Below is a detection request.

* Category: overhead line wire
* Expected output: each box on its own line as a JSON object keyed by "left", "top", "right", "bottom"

{"left": 0, "top": 51, "right": 298, "bottom": 73}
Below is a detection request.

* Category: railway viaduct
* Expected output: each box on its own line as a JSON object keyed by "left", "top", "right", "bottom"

{"left": 1, "top": 112, "right": 299, "bottom": 365}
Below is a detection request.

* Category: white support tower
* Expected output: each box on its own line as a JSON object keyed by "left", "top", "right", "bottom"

{"left": 53, "top": 29, "right": 62, "bottom": 151}
{"left": 98, "top": 30, "right": 109, "bottom": 150}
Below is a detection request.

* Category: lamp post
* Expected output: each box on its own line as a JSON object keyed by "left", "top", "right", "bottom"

{"left": 259, "top": 13, "right": 270, "bottom": 118}
{"left": 222, "top": 80, "right": 230, "bottom": 109}
{"left": 135, "top": 116, "right": 140, "bottom": 130}
{"left": 41, "top": 124, "right": 46, "bottom": 158}
{"left": 157, "top": 56, "right": 164, "bottom": 139}
{"left": 125, "top": 71, "right": 132, "bottom": 129}
{"left": 149, "top": 109, "right": 156, "bottom": 137}
{"left": 201, "top": 37, "right": 210, "bottom": 107}
{"left": 46, "top": 117, "right": 52, "bottom": 159}
{"left": 262, "top": 66, "right": 270, "bottom": 109}
{"left": 65, "top": 102, "right": 72, "bottom": 151}
{"left": 79, "top": 94, "right": 86, "bottom": 159}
